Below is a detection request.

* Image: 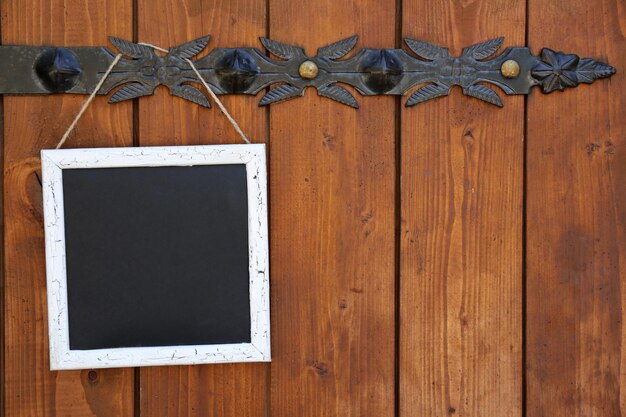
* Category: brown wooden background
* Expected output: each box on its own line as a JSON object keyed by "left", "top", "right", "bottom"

{"left": 1, "top": 0, "right": 624, "bottom": 415}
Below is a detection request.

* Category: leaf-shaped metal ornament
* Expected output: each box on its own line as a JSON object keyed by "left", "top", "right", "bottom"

{"left": 168, "top": 35, "right": 211, "bottom": 59}
{"left": 259, "top": 84, "right": 302, "bottom": 106}
{"left": 317, "top": 35, "right": 358, "bottom": 60}
{"left": 109, "top": 37, "right": 153, "bottom": 58}
{"left": 170, "top": 84, "right": 211, "bottom": 107}
{"left": 462, "top": 37, "right": 504, "bottom": 60}
{"left": 259, "top": 37, "right": 301, "bottom": 60}
{"left": 576, "top": 58, "right": 617, "bottom": 83}
{"left": 463, "top": 84, "right": 503, "bottom": 107}
{"left": 405, "top": 84, "right": 450, "bottom": 106}
{"left": 108, "top": 83, "right": 153, "bottom": 103}
{"left": 9, "top": 35, "right": 610, "bottom": 109}
{"left": 404, "top": 38, "right": 448, "bottom": 60}
{"left": 317, "top": 84, "right": 359, "bottom": 108}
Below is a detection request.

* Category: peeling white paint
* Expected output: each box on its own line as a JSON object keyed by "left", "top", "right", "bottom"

{"left": 41, "top": 144, "right": 270, "bottom": 370}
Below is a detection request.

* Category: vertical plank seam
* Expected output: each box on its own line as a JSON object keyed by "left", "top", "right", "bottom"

{"left": 522, "top": 96, "right": 528, "bottom": 417}
{"left": 0, "top": 86, "right": 4, "bottom": 417}
{"left": 0, "top": 1, "right": 5, "bottom": 414}
{"left": 522, "top": 1, "right": 530, "bottom": 417}
{"left": 0, "top": 97, "right": 4, "bottom": 417}
{"left": 394, "top": 1, "right": 403, "bottom": 417}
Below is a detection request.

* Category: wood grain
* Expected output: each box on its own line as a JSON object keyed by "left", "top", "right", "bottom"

{"left": 526, "top": 1, "right": 626, "bottom": 415}
{"left": 400, "top": 1, "right": 524, "bottom": 416}
{"left": 267, "top": 2, "right": 396, "bottom": 417}
{"left": 136, "top": 1, "right": 268, "bottom": 416}
{"left": 2, "top": 0, "right": 134, "bottom": 416}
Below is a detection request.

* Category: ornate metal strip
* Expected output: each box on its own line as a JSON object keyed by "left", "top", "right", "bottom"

{"left": 0, "top": 35, "right": 615, "bottom": 108}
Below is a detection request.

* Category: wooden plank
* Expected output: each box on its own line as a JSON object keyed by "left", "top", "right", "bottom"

{"left": 2, "top": 0, "right": 134, "bottom": 416}
{"left": 267, "top": 3, "right": 396, "bottom": 417}
{"left": 399, "top": 2, "right": 524, "bottom": 416}
{"left": 526, "top": 1, "right": 626, "bottom": 415}
{"left": 136, "top": 1, "right": 268, "bottom": 416}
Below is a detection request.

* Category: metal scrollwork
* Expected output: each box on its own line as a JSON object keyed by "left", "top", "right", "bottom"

{"left": 104, "top": 36, "right": 214, "bottom": 107}
{"left": 0, "top": 35, "right": 616, "bottom": 108}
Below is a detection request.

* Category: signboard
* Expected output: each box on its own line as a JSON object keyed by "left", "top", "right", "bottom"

{"left": 41, "top": 144, "right": 270, "bottom": 370}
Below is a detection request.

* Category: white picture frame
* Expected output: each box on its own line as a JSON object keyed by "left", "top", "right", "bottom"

{"left": 41, "top": 144, "right": 270, "bottom": 370}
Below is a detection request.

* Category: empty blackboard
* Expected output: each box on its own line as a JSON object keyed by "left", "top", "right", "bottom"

{"left": 42, "top": 145, "right": 270, "bottom": 370}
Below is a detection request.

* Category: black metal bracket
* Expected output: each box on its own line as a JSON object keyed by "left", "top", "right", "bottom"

{"left": 0, "top": 35, "right": 616, "bottom": 109}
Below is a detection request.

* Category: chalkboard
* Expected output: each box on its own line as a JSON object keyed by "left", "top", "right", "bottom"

{"left": 41, "top": 145, "right": 270, "bottom": 370}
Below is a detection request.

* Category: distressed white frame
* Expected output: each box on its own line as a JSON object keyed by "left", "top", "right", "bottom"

{"left": 41, "top": 144, "right": 270, "bottom": 370}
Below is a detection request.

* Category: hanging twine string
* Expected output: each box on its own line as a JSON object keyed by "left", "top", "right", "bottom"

{"left": 55, "top": 54, "right": 123, "bottom": 149}
{"left": 55, "top": 41, "right": 251, "bottom": 149}
{"left": 139, "top": 42, "right": 250, "bottom": 144}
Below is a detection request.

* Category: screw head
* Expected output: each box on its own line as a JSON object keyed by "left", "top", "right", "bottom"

{"left": 501, "top": 59, "right": 520, "bottom": 79}
{"left": 298, "top": 60, "right": 318, "bottom": 79}
{"left": 34, "top": 47, "right": 81, "bottom": 92}
{"left": 215, "top": 49, "right": 259, "bottom": 93}
{"left": 360, "top": 49, "right": 403, "bottom": 94}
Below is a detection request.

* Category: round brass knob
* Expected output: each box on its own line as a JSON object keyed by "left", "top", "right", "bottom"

{"left": 299, "top": 60, "right": 318, "bottom": 79}
{"left": 501, "top": 59, "right": 520, "bottom": 79}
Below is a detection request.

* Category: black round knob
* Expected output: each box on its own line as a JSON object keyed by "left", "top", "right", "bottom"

{"left": 360, "top": 49, "right": 403, "bottom": 94}
{"left": 215, "top": 49, "right": 259, "bottom": 94}
{"left": 35, "top": 47, "right": 81, "bottom": 93}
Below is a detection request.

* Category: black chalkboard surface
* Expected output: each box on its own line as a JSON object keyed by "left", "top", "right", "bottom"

{"left": 62, "top": 164, "right": 251, "bottom": 350}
